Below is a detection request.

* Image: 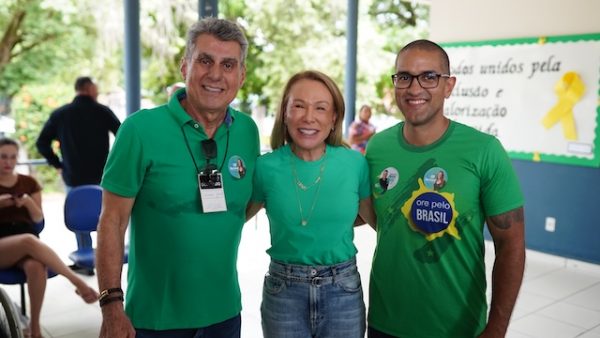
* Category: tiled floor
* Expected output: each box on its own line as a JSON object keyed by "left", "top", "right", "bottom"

{"left": 2, "top": 193, "right": 600, "bottom": 337}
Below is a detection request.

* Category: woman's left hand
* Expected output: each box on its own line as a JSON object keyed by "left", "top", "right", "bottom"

{"left": 13, "top": 193, "right": 30, "bottom": 208}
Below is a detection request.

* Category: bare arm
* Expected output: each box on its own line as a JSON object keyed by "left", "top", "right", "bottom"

{"left": 347, "top": 123, "right": 361, "bottom": 145}
{"left": 358, "top": 197, "right": 377, "bottom": 230}
{"left": 246, "top": 201, "right": 264, "bottom": 221}
{"left": 479, "top": 207, "right": 525, "bottom": 338}
{"left": 348, "top": 122, "right": 375, "bottom": 145}
{"left": 96, "top": 190, "right": 136, "bottom": 338}
{"left": 355, "top": 127, "right": 376, "bottom": 143}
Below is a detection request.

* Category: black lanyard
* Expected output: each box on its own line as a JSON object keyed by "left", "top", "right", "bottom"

{"left": 181, "top": 124, "right": 230, "bottom": 175}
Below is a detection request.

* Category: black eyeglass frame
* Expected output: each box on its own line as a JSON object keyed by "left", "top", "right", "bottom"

{"left": 391, "top": 71, "right": 451, "bottom": 89}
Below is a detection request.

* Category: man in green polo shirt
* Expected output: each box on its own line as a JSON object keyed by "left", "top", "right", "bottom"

{"left": 95, "top": 18, "right": 259, "bottom": 338}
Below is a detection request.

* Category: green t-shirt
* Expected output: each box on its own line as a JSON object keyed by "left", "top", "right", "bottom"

{"left": 252, "top": 144, "right": 370, "bottom": 265}
{"left": 365, "top": 121, "right": 523, "bottom": 338}
{"left": 101, "top": 90, "right": 260, "bottom": 329}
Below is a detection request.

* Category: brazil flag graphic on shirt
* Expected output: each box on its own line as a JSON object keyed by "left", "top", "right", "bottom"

{"left": 401, "top": 178, "right": 459, "bottom": 241}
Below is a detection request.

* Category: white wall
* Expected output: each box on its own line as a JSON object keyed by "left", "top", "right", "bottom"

{"left": 427, "top": 0, "right": 600, "bottom": 263}
{"left": 429, "top": 0, "right": 600, "bottom": 42}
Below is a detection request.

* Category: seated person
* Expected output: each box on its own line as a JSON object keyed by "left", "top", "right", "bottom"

{"left": 0, "top": 138, "right": 98, "bottom": 338}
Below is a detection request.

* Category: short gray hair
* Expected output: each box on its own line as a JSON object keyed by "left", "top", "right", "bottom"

{"left": 184, "top": 17, "right": 249, "bottom": 65}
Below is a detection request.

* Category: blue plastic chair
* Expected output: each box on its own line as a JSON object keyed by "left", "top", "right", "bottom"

{"left": 0, "top": 220, "right": 57, "bottom": 316}
{"left": 64, "top": 185, "right": 102, "bottom": 269}
{"left": 64, "top": 185, "right": 128, "bottom": 268}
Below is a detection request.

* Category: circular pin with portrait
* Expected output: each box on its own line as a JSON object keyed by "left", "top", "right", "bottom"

{"left": 376, "top": 167, "right": 399, "bottom": 194}
{"left": 424, "top": 167, "right": 448, "bottom": 191}
{"left": 228, "top": 155, "right": 246, "bottom": 179}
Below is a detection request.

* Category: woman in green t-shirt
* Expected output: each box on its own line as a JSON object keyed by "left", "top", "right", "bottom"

{"left": 247, "top": 71, "right": 376, "bottom": 338}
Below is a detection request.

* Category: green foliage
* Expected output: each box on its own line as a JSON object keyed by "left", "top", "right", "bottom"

{"left": 0, "top": 0, "right": 99, "bottom": 190}
{"left": 0, "top": 0, "right": 430, "bottom": 188}
{"left": 221, "top": 1, "right": 267, "bottom": 113}
{"left": 11, "top": 82, "right": 73, "bottom": 191}
{"left": 368, "top": 0, "right": 429, "bottom": 54}
{"left": 0, "top": 0, "right": 97, "bottom": 96}
{"left": 222, "top": 0, "right": 428, "bottom": 117}
{"left": 241, "top": 0, "right": 348, "bottom": 114}
{"left": 139, "top": 2, "right": 197, "bottom": 105}
{"left": 366, "top": 0, "right": 429, "bottom": 116}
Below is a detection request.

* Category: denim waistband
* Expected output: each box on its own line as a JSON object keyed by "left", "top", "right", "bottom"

{"left": 268, "top": 257, "right": 357, "bottom": 286}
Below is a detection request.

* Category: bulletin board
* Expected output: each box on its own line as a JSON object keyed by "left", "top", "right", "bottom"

{"left": 441, "top": 33, "right": 600, "bottom": 167}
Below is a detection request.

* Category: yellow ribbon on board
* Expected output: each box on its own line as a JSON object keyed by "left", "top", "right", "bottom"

{"left": 541, "top": 72, "right": 585, "bottom": 140}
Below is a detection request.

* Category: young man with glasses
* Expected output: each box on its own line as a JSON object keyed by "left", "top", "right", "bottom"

{"left": 95, "top": 18, "right": 260, "bottom": 338}
{"left": 365, "top": 39, "right": 525, "bottom": 338}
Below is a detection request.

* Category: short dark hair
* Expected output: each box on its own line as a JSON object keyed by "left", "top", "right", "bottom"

{"left": 74, "top": 77, "right": 94, "bottom": 91}
{"left": 184, "top": 17, "right": 249, "bottom": 65}
{"left": 397, "top": 39, "right": 451, "bottom": 74}
{"left": 0, "top": 137, "right": 19, "bottom": 149}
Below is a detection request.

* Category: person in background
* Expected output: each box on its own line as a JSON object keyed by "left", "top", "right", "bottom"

{"left": 433, "top": 170, "right": 446, "bottom": 191}
{"left": 348, "top": 104, "right": 376, "bottom": 154}
{"left": 167, "top": 82, "right": 186, "bottom": 98}
{"left": 95, "top": 18, "right": 259, "bottom": 338}
{"left": 247, "top": 70, "right": 376, "bottom": 338}
{"left": 0, "top": 138, "right": 98, "bottom": 338}
{"left": 365, "top": 39, "right": 525, "bottom": 338}
{"left": 378, "top": 169, "right": 389, "bottom": 193}
{"left": 36, "top": 76, "right": 120, "bottom": 276}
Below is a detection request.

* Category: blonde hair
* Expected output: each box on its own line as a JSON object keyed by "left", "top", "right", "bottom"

{"left": 271, "top": 70, "right": 346, "bottom": 150}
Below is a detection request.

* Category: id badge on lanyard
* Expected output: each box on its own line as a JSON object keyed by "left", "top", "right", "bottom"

{"left": 198, "top": 171, "right": 227, "bottom": 212}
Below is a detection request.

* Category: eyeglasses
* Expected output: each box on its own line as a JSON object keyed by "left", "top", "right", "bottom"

{"left": 181, "top": 125, "right": 230, "bottom": 176}
{"left": 391, "top": 71, "right": 450, "bottom": 89}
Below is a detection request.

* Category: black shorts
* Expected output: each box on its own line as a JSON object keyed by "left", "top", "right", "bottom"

{"left": 0, "top": 222, "right": 37, "bottom": 240}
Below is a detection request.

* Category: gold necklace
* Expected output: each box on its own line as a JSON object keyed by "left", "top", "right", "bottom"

{"left": 290, "top": 157, "right": 326, "bottom": 226}
{"left": 292, "top": 161, "right": 325, "bottom": 191}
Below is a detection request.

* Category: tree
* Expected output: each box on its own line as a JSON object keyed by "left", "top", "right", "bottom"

{"left": 236, "top": 0, "right": 349, "bottom": 115}
{"left": 0, "top": 0, "right": 96, "bottom": 99}
{"left": 367, "top": 0, "right": 429, "bottom": 115}
{"left": 139, "top": 1, "right": 197, "bottom": 104}
{"left": 220, "top": 0, "right": 267, "bottom": 113}
{"left": 1, "top": 0, "right": 102, "bottom": 189}
{"left": 2, "top": 0, "right": 430, "bottom": 179}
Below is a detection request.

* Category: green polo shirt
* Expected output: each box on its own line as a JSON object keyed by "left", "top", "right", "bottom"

{"left": 101, "top": 89, "right": 260, "bottom": 329}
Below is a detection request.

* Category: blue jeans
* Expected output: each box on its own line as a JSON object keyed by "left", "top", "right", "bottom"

{"left": 261, "top": 257, "right": 365, "bottom": 338}
{"left": 135, "top": 313, "right": 241, "bottom": 338}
